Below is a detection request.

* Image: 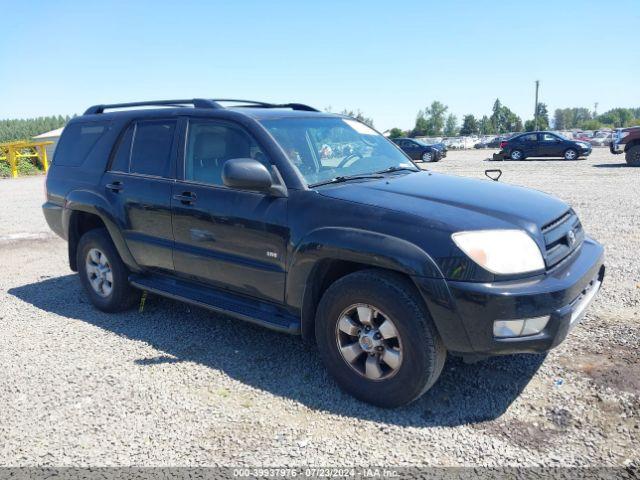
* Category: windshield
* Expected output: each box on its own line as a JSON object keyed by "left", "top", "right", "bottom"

{"left": 260, "top": 117, "right": 417, "bottom": 186}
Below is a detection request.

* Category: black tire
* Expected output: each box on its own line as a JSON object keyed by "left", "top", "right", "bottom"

{"left": 76, "top": 228, "right": 138, "bottom": 312}
{"left": 510, "top": 149, "right": 524, "bottom": 161}
{"left": 315, "top": 269, "right": 446, "bottom": 408}
{"left": 564, "top": 148, "right": 578, "bottom": 160}
{"left": 626, "top": 145, "right": 640, "bottom": 166}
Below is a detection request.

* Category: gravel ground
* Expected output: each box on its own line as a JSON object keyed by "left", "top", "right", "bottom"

{"left": 0, "top": 148, "right": 638, "bottom": 467}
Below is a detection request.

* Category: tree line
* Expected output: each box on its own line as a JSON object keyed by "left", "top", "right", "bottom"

{"left": 387, "top": 101, "right": 640, "bottom": 138}
{"left": 1, "top": 105, "right": 639, "bottom": 143}
{"left": 0, "top": 115, "right": 71, "bottom": 143}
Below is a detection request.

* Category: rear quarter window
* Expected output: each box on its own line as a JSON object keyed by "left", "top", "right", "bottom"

{"left": 53, "top": 122, "right": 109, "bottom": 166}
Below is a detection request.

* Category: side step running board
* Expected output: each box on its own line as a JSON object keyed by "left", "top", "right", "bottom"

{"left": 129, "top": 274, "right": 301, "bottom": 334}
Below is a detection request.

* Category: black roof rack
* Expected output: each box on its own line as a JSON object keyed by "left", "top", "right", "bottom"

{"left": 84, "top": 99, "right": 222, "bottom": 115}
{"left": 210, "top": 99, "right": 319, "bottom": 112}
{"left": 84, "top": 98, "right": 319, "bottom": 115}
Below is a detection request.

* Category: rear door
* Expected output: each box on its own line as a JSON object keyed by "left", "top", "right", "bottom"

{"left": 170, "top": 118, "right": 288, "bottom": 303}
{"left": 101, "top": 118, "right": 178, "bottom": 272}
{"left": 518, "top": 133, "right": 539, "bottom": 157}
{"left": 538, "top": 132, "right": 563, "bottom": 157}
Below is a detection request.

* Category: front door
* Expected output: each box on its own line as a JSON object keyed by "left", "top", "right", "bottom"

{"left": 170, "top": 118, "right": 288, "bottom": 304}
{"left": 403, "top": 140, "right": 420, "bottom": 159}
{"left": 101, "top": 118, "right": 178, "bottom": 272}
{"left": 538, "top": 132, "right": 564, "bottom": 157}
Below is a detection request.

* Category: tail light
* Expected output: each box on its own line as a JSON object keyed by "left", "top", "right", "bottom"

{"left": 499, "top": 141, "right": 507, "bottom": 149}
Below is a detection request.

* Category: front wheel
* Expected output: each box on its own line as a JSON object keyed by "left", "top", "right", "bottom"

{"left": 564, "top": 148, "right": 578, "bottom": 160}
{"left": 77, "top": 228, "right": 139, "bottom": 312}
{"left": 626, "top": 145, "right": 640, "bottom": 166}
{"left": 421, "top": 151, "right": 434, "bottom": 162}
{"left": 315, "top": 270, "right": 446, "bottom": 408}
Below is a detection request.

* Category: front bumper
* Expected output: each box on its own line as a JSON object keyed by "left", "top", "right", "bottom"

{"left": 414, "top": 237, "right": 605, "bottom": 355}
{"left": 579, "top": 147, "right": 592, "bottom": 156}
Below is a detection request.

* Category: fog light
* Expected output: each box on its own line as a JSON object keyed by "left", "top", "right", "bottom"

{"left": 493, "top": 320, "right": 525, "bottom": 338}
{"left": 493, "top": 316, "right": 550, "bottom": 338}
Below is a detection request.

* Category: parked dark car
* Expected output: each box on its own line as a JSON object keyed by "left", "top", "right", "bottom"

{"left": 499, "top": 131, "right": 592, "bottom": 160}
{"left": 392, "top": 137, "right": 442, "bottom": 162}
{"left": 43, "top": 99, "right": 605, "bottom": 408}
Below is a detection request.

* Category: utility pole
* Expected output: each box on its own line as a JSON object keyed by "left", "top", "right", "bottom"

{"left": 534, "top": 80, "right": 540, "bottom": 131}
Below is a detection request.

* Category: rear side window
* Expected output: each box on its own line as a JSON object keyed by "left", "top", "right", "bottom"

{"left": 519, "top": 134, "right": 537, "bottom": 142}
{"left": 53, "top": 122, "right": 108, "bottom": 166}
{"left": 109, "top": 119, "right": 176, "bottom": 177}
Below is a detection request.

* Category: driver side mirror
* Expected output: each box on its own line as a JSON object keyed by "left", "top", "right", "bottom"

{"left": 222, "top": 158, "right": 285, "bottom": 196}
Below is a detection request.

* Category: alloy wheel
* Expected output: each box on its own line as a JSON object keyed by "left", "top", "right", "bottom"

{"left": 85, "top": 248, "right": 113, "bottom": 297}
{"left": 422, "top": 152, "right": 433, "bottom": 162}
{"left": 335, "top": 304, "right": 403, "bottom": 381}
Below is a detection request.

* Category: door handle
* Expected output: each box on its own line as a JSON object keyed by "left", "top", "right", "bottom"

{"left": 106, "top": 181, "right": 123, "bottom": 192}
{"left": 173, "top": 192, "right": 197, "bottom": 205}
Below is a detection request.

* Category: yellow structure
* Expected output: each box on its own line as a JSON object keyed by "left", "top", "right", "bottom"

{"left": 0, "top": 140, "right": 53, "bottom": 178}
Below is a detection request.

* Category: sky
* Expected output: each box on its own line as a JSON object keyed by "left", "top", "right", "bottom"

{"left": 1, "top": 0, "right": 638, "bottom": 131}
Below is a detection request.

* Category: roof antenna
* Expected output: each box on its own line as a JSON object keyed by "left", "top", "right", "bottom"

{"left": 485, "top": 169, "right": 502, "bottom": 181}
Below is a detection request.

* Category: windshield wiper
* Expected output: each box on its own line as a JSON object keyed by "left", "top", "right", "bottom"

{"left": 309, "top": 173, "right": 384, "bottom": 188}
{"left": 374, "top": 166, "right": 420, "bottom": 174}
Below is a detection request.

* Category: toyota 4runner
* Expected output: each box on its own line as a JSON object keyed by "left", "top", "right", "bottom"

{"left": 43, "top": 99, "right": 605, "bottom": 407}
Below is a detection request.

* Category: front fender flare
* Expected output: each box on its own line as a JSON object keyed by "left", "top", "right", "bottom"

{"left": 286, "top": 227, "right": 444, "bottom": 339}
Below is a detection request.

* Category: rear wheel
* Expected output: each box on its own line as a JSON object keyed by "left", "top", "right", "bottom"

{"left": 510, "top": 149, "right": 524, "bottom": 160}
{"left": 564, "top": 148, "right": 578, "bottom": 160}
{"left": 315, "top": 269, "right": 446, "bottom": 408}
{"left": 77, "top": 228, "right": 138, "bottom": 312}
{"left": 626, "top": 145, "right": 640, "bottom": 166}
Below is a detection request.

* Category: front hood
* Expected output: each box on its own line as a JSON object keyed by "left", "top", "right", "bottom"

{"left": 318, "top": 171, "right": 569, "bottom": 233}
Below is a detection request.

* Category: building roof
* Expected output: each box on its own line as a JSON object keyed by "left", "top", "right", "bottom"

{"left": 33, "top": 127, "right": 64, "bottom": 139}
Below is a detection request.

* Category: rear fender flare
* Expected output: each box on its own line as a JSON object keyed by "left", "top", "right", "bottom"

{"left": 63, "top": 190, "right": 141, "bottom": 272}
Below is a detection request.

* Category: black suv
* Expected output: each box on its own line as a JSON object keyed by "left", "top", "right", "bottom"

{"left": 499, "top": 131, "right": 592, "bottom": 161}
{"left": 392, "top": 137, "right": 443, "bottom": 162}
{"left": 43, "top": 99, "right": 605, "bottom": 407}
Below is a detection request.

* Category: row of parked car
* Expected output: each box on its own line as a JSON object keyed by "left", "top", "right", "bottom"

{"left": 404, "top": 130, "right": 615, "bottom": 153}
{"left": 395, "top": 127, "right": 640, "bottom": 165}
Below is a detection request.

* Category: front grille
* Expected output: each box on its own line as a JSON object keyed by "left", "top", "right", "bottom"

{"left": 541, "top": 210, "right": 584, "bottom": 269}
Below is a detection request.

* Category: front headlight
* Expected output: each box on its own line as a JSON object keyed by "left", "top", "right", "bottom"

{"left": 452, "top": 230, "right": 545, "bottom": 275}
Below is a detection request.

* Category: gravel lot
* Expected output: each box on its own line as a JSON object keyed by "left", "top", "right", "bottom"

{"left": 0, "top": 148, "right": 638, "bottom": 467}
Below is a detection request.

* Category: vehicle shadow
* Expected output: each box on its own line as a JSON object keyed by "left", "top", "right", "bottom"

{"left": 485, "top": 157, "right": 583, "bottom": 162}
{"left": 9, "top": 274, "right": 545, "bottom": 427}
{"left": 592, "top": 163, "right": 629, "bottom": 168}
